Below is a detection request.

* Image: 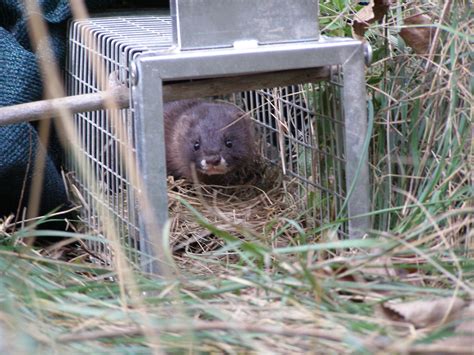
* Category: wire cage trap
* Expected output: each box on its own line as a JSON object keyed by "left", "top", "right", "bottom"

{"left": 65, "top": 1, "right": 371, "bottom": 273}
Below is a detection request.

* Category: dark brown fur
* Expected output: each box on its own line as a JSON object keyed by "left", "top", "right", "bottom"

{"left": 164, "top": 100, "right": 255, "bottom": 184}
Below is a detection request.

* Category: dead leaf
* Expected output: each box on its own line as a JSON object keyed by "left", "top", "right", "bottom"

{"left": 382, "top": 297, "right": 466, "bottom": 328}
{"left": 400, "top": 13, "right": 435, "bottom": 54}
{"left": 352, "top": 0, "right": 391, "bottom": 39}
{"left": 433, "top": 302, "right": 474, "bottom": 350}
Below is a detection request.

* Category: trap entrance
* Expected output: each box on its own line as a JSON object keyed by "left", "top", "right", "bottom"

{"left": 65, "top": 2, "right": 370, "bottom": 273}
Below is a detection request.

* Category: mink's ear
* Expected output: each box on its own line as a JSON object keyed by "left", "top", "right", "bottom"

{"left": 180, "top": 114, "right": 191, "bottom": 122}
{"left": 175, "top": 115, "right": 196, "bottom": 133}
{"left": 183, "top": 114, "right": 199, "bottom": 129}
{"left": 173, "top": 115, "right": 193, "bottom": 142}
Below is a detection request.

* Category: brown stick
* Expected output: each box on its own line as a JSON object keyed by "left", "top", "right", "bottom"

{"left": 0, "top": 87, "right": 130, "bottom": 126}
{"left": 0, "top": 67, "right": 330, "bottom": 126}
{"left": 56, "top": 320, "right": 343, "bottom": 343}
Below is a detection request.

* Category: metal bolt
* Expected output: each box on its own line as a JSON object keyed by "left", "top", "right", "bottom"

{"left": 364, "top": 42, "right": 373, "bottom": 66}
{"left": 130, "top": 61, "right": 139, "bottom": 86}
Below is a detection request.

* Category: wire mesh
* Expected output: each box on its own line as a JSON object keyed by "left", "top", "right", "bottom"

{"left": 65, "top": 16, "right": 173, "bottom": 264}
{"left": 65, "top": 15, "right": 350, "bottom": 266}
{"left": 232, "top": 75, "right": 348, "bottom": 235}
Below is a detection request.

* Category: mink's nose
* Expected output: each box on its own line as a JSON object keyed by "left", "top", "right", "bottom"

{"left": 205, "top": 155, "right": 221, "bottom": 166}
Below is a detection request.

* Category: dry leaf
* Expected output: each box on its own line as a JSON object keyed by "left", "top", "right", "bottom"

{"left": 433, "top": 302, "right": 474, "bottom": 350}
{"left": 382, "top": 297, "right": 466, "bottom": 328}
{"left": 352, "top": 0, "right": 391, "bottom": 39}
{"left": 400, "top": 13, "right": 435, "bottom": 54}
{"left": 354, "top": 1, "right": 377, "bottom": 23}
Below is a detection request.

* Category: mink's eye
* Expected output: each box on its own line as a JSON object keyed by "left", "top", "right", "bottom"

{"left": 193, "top": 141, "right": 200, "bottom": 151}
{"left": 225, "top": 139, "right": 233, "bottom": 148}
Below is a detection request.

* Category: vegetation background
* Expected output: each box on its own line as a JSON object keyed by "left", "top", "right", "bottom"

{"left": 0, "top": 0, "right": 472, "bottom": 353}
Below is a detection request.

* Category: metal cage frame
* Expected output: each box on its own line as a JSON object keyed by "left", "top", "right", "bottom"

{"left": 66, "top": 1, "right": 371, "bottom": 274}
{"left": 133, "top": 38, "right": 371, "bottom": 272}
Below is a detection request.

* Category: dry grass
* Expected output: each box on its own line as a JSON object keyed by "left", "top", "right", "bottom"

{"left": 167, "top": 164, "right": 303, "bottom": 267}
{"left": 0, "top": 1, "right": 473, "bottom": 354}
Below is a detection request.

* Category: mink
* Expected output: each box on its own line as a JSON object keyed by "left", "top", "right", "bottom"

{"left": 164, "top": 99, "right": 255, "bottom": 184}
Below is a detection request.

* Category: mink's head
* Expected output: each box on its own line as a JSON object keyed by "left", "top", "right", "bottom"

{"left": 172, "top": 102, "right": 255, "bottom": 180}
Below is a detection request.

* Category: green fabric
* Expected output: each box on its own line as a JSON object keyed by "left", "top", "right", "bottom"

{"left": 0, "top": 0, "right": 72, "bottom": 217}
{"left": 0, "top": 0, "right": 164, "bottom": 217}
{"left": 0, "top": 0, "right": 168, "bottom": 218}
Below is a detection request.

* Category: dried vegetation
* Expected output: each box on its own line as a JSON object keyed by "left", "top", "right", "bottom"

{"left": 0, "top": 1, "right": 473, "bottom": 354}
